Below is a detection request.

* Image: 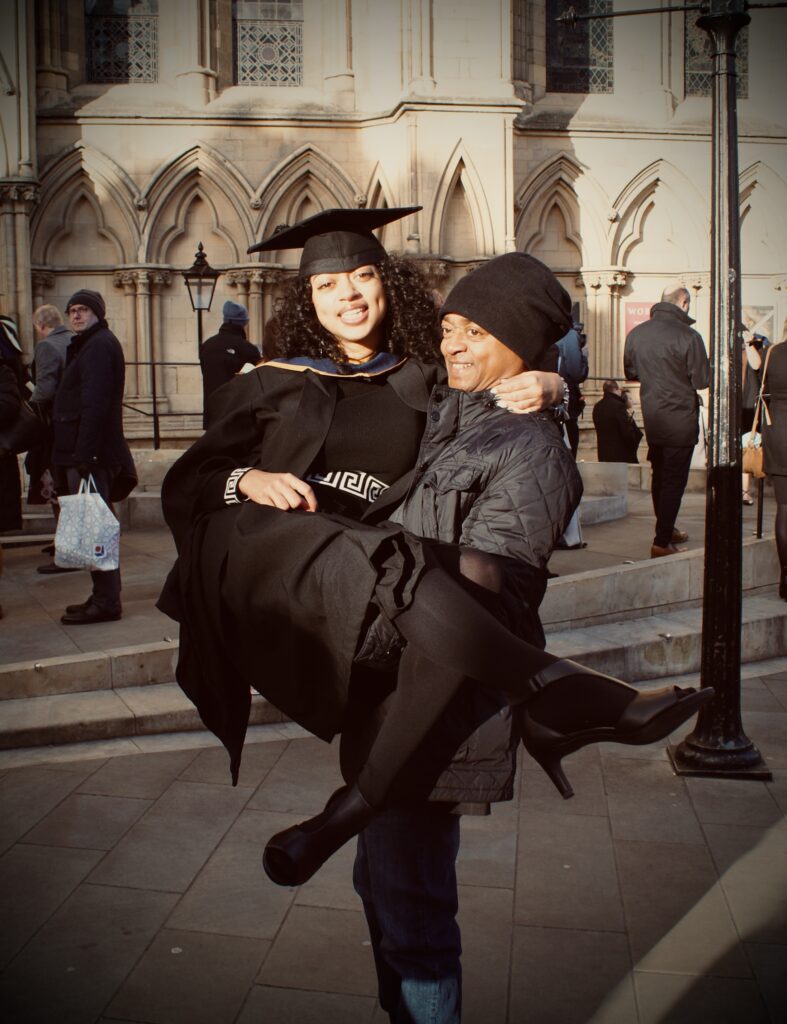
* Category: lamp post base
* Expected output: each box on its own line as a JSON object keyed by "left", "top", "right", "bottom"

{"left": 668, "top": 737, "right": 772, "bottom": 781}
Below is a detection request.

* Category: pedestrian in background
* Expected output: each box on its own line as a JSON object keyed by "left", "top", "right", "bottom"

{"left": 198, "top": 300, "right": 260, "bottom": 427}
{"left": 27, "top": 305, "right": 70, "bottom": 524}
{"left": 51, "top": 289, "right": 136, "bottom": 624}
{"left": 556, "top": 320, "right": 588, "bottom": 456}
{"left": 761, "top": 333, "right": 787, "bottom": 600}
{"left": 624, "top": 285, "right": 710, "bottom": 558}
{"left": 741, "top": 329, "right": 769, "bottom": 506}
{"left": 592, "top": 379, "right": 643, "bottom": 463}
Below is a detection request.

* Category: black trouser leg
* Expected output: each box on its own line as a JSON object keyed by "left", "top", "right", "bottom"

{"left": 650, "top": 445, "right": 693, "bottom": 547}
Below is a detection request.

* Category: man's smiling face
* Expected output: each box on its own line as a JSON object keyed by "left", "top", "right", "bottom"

{"left": 440, "top": 313, "right": 526, "bottom": 392}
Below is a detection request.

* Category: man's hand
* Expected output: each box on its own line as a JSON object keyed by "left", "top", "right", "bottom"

{"left": 491, "top": 370, "right": 564, "bottom": 414}
{"left": 75, "top": 463, "right": 92, "bottom": 480}
{"left": 238, "top": 469, "right": 318, "bottom": 511}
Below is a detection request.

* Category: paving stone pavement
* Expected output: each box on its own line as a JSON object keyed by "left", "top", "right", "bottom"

{"left": 1, "top": 486, "right": 785, "bottom": 1022}
{"left": 0, "top": 663, "right": 785, "bottom": 1024}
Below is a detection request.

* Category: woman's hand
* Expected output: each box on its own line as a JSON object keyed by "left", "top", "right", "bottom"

{"left": 238, "top": 469, "right": 318, "bottom": 511}
{"left": 491, "top": 370, "right": 564, "bottom": 413}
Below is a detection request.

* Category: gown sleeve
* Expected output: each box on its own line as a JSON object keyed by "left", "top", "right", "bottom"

{"left": 160, "top": 371, "right": 279, "bottom": 552}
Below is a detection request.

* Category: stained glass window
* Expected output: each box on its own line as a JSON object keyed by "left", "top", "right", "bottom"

{"left": 85, "top": 1, "right": 158, "bottom": 84}
{"left": 547, "top": 0, "right": 614, "bottom": 94}
{"left": 685, "top": 17, "right": 748, "bottom": 98}
{"left": 234, "top": 1, "right": 304, "bottom": 86}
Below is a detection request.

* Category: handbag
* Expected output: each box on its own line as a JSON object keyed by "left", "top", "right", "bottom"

{"left": 54, "top": 474, "right": 120, "bottom": 571}
{"left": 0, "top": 399, "right": 47, "bottom": 455}
{"left": 743, "top": 345, "right": 773, "bottom": 480}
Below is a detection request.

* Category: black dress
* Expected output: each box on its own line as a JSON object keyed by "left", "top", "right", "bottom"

{"left": 159, "top": 358, "right": 442, "bottom": 780}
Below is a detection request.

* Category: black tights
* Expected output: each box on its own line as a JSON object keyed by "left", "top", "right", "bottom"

{"left": 355, "top": 556, "right": 630, "bottom": 807}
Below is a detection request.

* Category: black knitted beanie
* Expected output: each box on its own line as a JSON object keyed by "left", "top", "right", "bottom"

{"left": 440, "top": 253, "right": 572, "bottom": 368}
{"left": 66, "top": 289, "right": 106, "bottom": 320}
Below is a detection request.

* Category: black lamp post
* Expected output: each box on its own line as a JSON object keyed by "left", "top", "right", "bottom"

{"left": 182, "top": 242, "right": 220, "bottom": 355}
{"left": 556, "top": 0, "right": 783, "bottom": 781}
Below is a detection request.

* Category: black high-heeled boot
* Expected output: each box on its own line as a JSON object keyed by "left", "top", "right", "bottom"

{"left": 520, "top": 659, "right": 715, "bottom": 799}
{"left": 779, "top": 568, "right": 787, "bottom": 601}
{"left": 262, "top": 783, "right": 375, "bottom": 887}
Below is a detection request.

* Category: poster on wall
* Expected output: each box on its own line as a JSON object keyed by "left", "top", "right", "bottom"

{"left": 741, "top": 305, "right": 775, "bottom": 340}
{"left": 625, "top": 302, "right": 656, "bottom": 335}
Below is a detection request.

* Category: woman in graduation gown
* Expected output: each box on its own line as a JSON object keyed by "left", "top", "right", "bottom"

{"left": 159, "top": 207, "right": 712, "bottom": 886}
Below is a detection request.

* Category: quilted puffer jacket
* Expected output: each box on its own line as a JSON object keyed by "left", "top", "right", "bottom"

{"left": 341, "top": 385, "right": 583, "bottom": 806}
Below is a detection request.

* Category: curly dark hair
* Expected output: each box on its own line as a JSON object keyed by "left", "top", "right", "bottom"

{"left": 265, "top": 255, "right": 441, "bottom": 366}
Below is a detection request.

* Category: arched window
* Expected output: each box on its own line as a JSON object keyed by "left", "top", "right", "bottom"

{"left": 85, "top": 0, "right": 159, "bottom": 84}
{"left": 684, "top": 17, "right": 748, "bottom": 98}
{"left": 234, "top": 1, "right": 304, "bottom": 86}
{"left": 546, "top": 0, "right": 614, "bottom": 94}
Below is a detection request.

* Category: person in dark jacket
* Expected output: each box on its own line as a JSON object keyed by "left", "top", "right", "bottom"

{"left": 0, "top": 359, "right": 23, "bottom": 535}
{"left": 198, "top": 300, "right": 260, "bottom": 427}
{"left": 624, "top": 286, "right": 710, "bottom": 557}
{"left": 592, "top": 379, "right": 643, "bottom": 463}
{"left": 27, "top": 304, "right": 71, "bottom": 513}
{"left": 50, "top": 289, "right": 136, "bottom": 623}
{"left": 556, "top": 321, "right": 588, "bottom": 455}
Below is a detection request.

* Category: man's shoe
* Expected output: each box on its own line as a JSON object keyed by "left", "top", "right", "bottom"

{"left": 61, "top": 604, "right": 121, "bottom": 625}
{"left": 37, "top": 563, "right": 79, "bottom": 574}
{"left": 671, "top": 528, "right": 689, "bottom": 544}
{"left": 65, "top": 597, "right": 93, "bottom": 615}
{"left": 651, "top": 543, "right": 688, "bottom": 558}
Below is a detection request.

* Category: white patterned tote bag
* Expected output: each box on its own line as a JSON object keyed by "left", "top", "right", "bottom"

{"left": 54, "top": 475, "right": 120, "bottom": 571}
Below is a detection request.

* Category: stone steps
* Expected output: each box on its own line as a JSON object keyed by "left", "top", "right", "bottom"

{"left": 0, "top": 684, "right": 285, "bottom": 750}
{"left": 1, "top": 591, "right": 784, "bottom": 751}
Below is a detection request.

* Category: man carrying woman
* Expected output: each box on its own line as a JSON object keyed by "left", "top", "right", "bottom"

{"left": 159, "top": 207, "right": 712, "bottom": 1021}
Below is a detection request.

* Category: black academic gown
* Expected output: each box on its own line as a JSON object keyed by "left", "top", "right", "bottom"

{"left": 158, "top": 358, "right": 443, "bottom": 780}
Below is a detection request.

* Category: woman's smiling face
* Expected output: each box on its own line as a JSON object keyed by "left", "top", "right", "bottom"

{"left": 310, "top": 265, "right": 388, "bottom": 360}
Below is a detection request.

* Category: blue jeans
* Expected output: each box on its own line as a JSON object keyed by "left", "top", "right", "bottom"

{"left": 354, "top": 805, "right": 462, "bottom": 1024}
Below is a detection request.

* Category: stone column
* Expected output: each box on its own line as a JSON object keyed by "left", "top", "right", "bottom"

{"left": 0, "top": 182, "right": 40, "bottom": 358}
{"left": 31, "top": 270, "right": 54, "bottom": 316}
{"left": 323, "top": 0, "right": 355, "bottom": 108}
{"left": 114, "top": 270, "right": 142, "bottom": 396}
{"left": 405, "top": 0, "right": 436, "bottom": 94}
{"left": 35, "top": 0, "right": 69, "bottom": 107}
{"left": 163, "top": 0, "right": 217, "bottom": 105}
{"left": 580, "top": 269, "right": 629, "bottom": 380}
{"left": 249, "top": 269, "right": 265, "bottom": 351}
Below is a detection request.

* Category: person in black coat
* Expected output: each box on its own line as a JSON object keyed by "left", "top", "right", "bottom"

{"left": 0, "top": 359, "right": 23, "bottom": 534}
{"left": 592, "top": 379, "right": 643, "bottom": 463}
{"left": 50, "top": 289, "right": 136, "bottom": 624}
{"left": 198, "top": 300, "right": 260, "bottom": 427}
{"left": 624, "top": 286, "right": 710, "bottom": 557}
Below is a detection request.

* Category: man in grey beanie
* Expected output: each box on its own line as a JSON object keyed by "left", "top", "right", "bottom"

{"left": 199, "top": 300, "right": 260, "bottom": 428}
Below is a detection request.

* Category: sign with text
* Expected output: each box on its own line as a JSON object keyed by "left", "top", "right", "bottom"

{"left": 625, "top": 302, "right": 655, "bottom": 335}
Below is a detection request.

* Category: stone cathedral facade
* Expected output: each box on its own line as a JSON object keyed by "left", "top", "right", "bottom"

{"left": 1, "top": 0, "right": 785, "bottom": 442}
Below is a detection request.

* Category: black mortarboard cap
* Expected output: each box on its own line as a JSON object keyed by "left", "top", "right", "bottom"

{"left": 247, "top": 206, "right": 421, "bottom": 276}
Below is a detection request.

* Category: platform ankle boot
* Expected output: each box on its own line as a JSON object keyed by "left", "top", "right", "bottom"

{"left": 263, "top": 783, "right": 375, "bottom": 887}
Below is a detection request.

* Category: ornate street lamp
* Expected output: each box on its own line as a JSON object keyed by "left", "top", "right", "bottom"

{"left": 182, "top": 241, "right": 220, "bottom": 354}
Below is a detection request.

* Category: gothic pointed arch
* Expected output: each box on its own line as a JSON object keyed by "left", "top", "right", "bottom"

{"left": 31, "top": 142, "right": 140, "bottom": 264}
{"left": 610, "top": 160, "right": 707, "bottom": 270}
{"left": 515, "top": 154, "right": 607, "bottom": 268}
{"left": 252, "top": 146, "right": 360, "bottom": 251}
{"left": 739, "top": 161, "right": 787, "bottom": 275}
{"left": 361, "top": 163, "right": 408, "bottom": 253}
{"left": 142, "top": 144, "right": 255, "bottom": 263}
{"left": 429, "top": 143, "right": 493, "bottom": 258}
